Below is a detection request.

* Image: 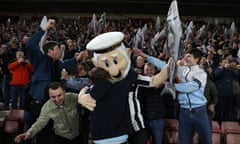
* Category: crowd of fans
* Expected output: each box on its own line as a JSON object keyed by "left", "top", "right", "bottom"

{"left": 0, "top": 14, "right": 240, "bottom": 143}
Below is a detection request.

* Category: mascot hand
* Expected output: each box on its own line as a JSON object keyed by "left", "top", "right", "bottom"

{"left": 78, "top": 87, "right": 96, "bottom": 111}
{"left": 151, "top": 65, "right": 169, "bottom": 88}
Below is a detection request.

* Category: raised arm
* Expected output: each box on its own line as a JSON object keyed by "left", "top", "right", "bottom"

{"left": 133, "top": 47, "right": 169, "bottom": 88}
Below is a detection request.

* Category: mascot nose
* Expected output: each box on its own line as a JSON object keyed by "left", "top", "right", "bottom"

{"left": 109, "top": 67, "right": 121, "bottom": 78}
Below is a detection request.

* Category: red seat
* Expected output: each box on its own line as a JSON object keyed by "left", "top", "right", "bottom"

{"left": 221, "top": 121, "right": 240, "bottom": 134}
{"left": 164, "top": 129, "right": 178, "bottom": 144}
{"left": 3, "top": 109, "right": 24, "bottom": 134}
{"left": 211, "top": 121, "right": 221, "bottom": 144}
{"left": 163, "top": 119, "right": 222, "bottom": 144}
{"left": 164, "top": 119, "right": 178, "bottom": 130}
{"left": 225, "top": 133, "right": 240, "bottom": 144}
{"left": 212, "top": 121, "right": 221, "bottom": 133}
{"left": 164, "top": 119, "right": 178, "bottom": 144}
{"left": 212, "top": 132, "right": 221, "bottom": 144}
{"left": 192, "top": 121, "right": 221, "bottom": 144}
{"left": 221, "top": 121, "right": 240, "bottom": 144}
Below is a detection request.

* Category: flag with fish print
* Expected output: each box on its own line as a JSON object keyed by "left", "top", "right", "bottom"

{"left": 161, "top": 0, "right": 183, "bottom": 99}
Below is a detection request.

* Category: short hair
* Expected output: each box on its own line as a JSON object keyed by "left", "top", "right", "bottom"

{"left": 88, "top": 67, "right": 110, "bottom": 83}
{"left": 48, "top": 81, "right": 63, "bottom": 91}
{"left": 78, "top": 62, "right": 91, "bottom": 72}
{"left": 189, "top": 48, "right": 203, "bottom": 64}
{"left": 43, "top": 41, "right": 58, "bottom": 54}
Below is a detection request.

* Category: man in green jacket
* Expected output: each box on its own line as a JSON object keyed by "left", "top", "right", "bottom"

{"left": 14, "top": 82, "right": 96, "bottom": 144}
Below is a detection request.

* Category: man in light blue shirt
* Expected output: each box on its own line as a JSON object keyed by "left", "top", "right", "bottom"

{"left": 133, "top": 48, "right": 212, "bottom": 144}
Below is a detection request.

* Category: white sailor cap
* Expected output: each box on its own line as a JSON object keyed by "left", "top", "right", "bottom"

{"left": 86, "top": 32, "right": 124, "bottom": 53}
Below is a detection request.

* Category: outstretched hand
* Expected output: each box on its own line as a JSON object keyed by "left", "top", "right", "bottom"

{"left": 14, "top": 132, "right": 31, "bottom": 143}
{"left": 78, "top": 87, "right": 96, "bottom": 111}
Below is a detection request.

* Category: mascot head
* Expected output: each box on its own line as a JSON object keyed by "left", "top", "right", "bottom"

{"left": 86, "top": 32, "right": 131, "bottom": 82}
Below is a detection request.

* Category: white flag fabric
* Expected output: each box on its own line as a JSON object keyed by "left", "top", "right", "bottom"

{"left": 163, "top": 0, "right": 183, "bottom": 100}
{"left": 39, "top": 16, "right": 48, "bottom": 54}
{"left": 229, "top": 22, "right": 235, "bottom": 47}
{"left": 196, "top": 24, "right": 206, "bottom": 40}
{"left": 87, "top": 14, "right": 97, "bottom": 35}
{"left": 97, "top": 12, "right": 106, "bottom": 34}
{"left": 224, "top": 27, "right": 228, "bottom": 39}
{"left": 7, "top": 18, "right": 11, "bottom": 24}
{"left": 184, "top": 21, "right": 194, "bottom": 46}
{"left": 134, "top": 28, "right": 142, "bottom": 48}
{"left": 141, "top": 24, "right": 148, "bottom": 48}
{"left": 166, "top": 0, "right": 182, "bottom": 61}
{"left": 214, "top": 18, "right": 219, "bottom": 26}
{"left": 151, "top": 32, "right": 160, "bottom": 49}
{"left": 91, "top": 14, "right": 97, "bottom": 35}
{"left": 155, "top": 16, "right": 161, "bottom": 32}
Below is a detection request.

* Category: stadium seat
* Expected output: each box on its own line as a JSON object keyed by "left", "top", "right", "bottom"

{"left": 225, "top": 133, "right": 240, "bottom": 144}
{"left": 211, "top": 121, "right": 221, "bottom": 144}
{"left": 3, "top": 109, "right": 24, "bottom": 134}
{"left": 192, "top": 121, "right": 221, "bottom": 144}
{"left": 164, "top": 119, "right": 179, "bottom": 131}
{"left": 164, "top": 119, "right": 178, "bottom": 144}
{"left": 221, "top": 121, "right": 240, "bottom": 134}
{"left": 164, "top": 120, "right": 222, "bottom": 144}
{"left": 221, "top": 121, "right": 240, "bottom": 144}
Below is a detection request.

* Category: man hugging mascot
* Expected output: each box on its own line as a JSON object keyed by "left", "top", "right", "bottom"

{"left": 78, "top": 31, "right": 168, "bottom": 144}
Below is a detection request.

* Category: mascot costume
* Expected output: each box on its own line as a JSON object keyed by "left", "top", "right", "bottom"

{"left": 78, "top": 31, "right": 168, "bottom": 144}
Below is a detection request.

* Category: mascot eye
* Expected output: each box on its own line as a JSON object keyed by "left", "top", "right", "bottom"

{"left": 105, "top": 61, "right": 109, "bottom": 67}
{"left": 113, "top": 59, "right": 118, "bottom": 64}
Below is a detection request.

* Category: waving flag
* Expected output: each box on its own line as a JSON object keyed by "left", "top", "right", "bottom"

{"left": 151, "top": 32, "right": 161, "bottom": 50}
{"left": 223, "top": 26, "right": 228, "bottom": 39}
{"left": 214, "top": 17, "right": 219, "bottom": 27}
{"left": 155, "top": 16, "right": 161, "bottom": 32}
{"left": 97, "top": 12, "right": 106, "bottom": 34}
{"left": 162, "top": 0, "right": 183, "bottom": 99}
{"left": 184, "top": 21, "right": 194, "bottom": 46}
{"left": 39, "top": 16, "right": 48, "bottom": 54}
{"left": 141, "top": 24, "right": 148, "bottom": 48}
{"left": 7, "top": 18, "right": 11, "bottom": 24}
{"left": 196, "top": 24, "right": 206, "bottom": 40}
{"left": 150, "top": 26, "right": 168, "bottom": 51}
{"left": 6, "top": 18, "right": 11, "bottom": 29}
{"left": 134, "top": 28, "right": 142, "bottom": 48}
{"left": 229, "top": 22, "right": 235, "bottom": 47}
{"left": 88, "top": 13, "right": 97, "bottom": 35}
{"left": 166, "top": 0, "right": 182, "bottom": 61}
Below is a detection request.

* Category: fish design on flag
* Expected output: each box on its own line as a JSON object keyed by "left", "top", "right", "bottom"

{"left": 161, "top": 0, "right": 183, "bottom": 99}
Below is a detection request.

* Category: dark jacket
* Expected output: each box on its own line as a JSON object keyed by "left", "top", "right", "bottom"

{"left": 213, "top": 67, "right": 233, "bottom": 97}
{"left": 89, "top": 69, "right": 142, "bottom": 140}
{"left": 25, "top": 28, "right": 77, "bottom": 101}
{"left": 138, "top": 85, "right": 166, "bottom": 120}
